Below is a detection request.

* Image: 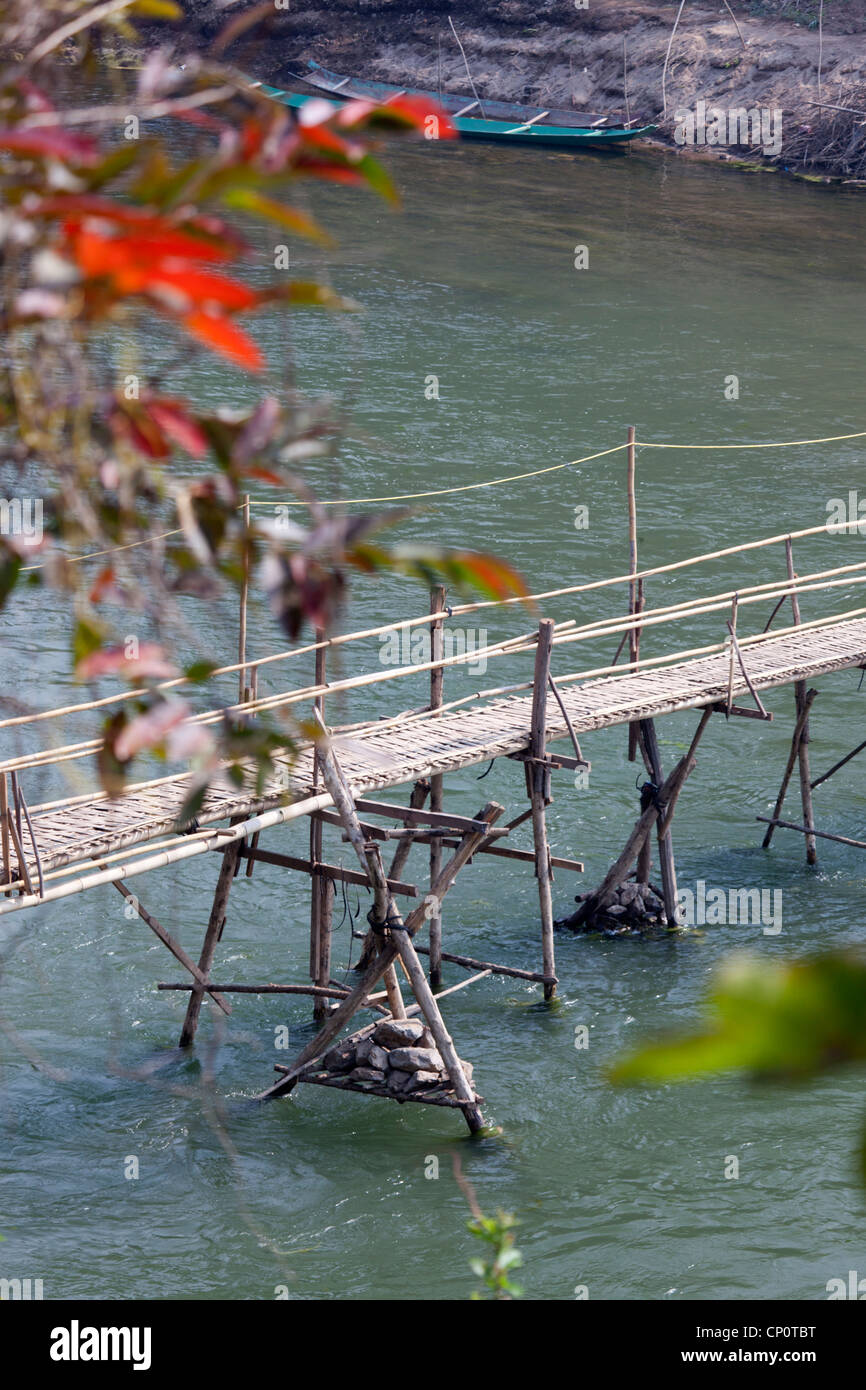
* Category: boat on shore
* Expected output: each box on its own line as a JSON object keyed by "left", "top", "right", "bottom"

{"left": 258, "top": 60, "right": 656, "bottom": 153}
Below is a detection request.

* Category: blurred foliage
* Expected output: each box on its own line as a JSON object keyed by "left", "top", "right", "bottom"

{"left": 611, "top": 949, "right": 866, "bottom": 1182}
{"left": 0, "top": 0, "right": 526, "bottom": 800}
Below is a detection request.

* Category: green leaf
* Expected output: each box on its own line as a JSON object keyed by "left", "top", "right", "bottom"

{"left": 610, "top": 951, "right": 866, "bottom": 1086}
{"left": 221, "top": 189, "right": 334, "bottom": 246}
{"left": 0, "top": 544, "right": 21, "bottom": 610}
{"left": 175, "top": 781, "right": 208, "bottom": 830}
{"left": 73, "top": 614, "right": 106, "bottom": 667}
{"left": 354, "top": 153, "right": 399, "bottom": 205}
{"left": 255, "top": 281, "right": 361, "bottom": 313}
{"left": 184, "top": 660, "right": 217, "bottom": 683}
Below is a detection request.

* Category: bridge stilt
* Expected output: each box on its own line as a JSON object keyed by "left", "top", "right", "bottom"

{"left": 529, "top": 619, "right": 557, "bottom": 1000}
{"left": 179, "top": 828, "right": 244, "bottom": 1048}
{"left": 429, "top": 585, "right": 447, "bottom": 990}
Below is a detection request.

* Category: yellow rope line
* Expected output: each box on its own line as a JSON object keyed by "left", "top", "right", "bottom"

{"left": 634, "top": 430, "right": 866, "bottom": 450}
{"left": 18, "top": 430, "right": 866, "bottom": 568}
{"left": 245, "top": 443, "right": 629, "bottom": 506}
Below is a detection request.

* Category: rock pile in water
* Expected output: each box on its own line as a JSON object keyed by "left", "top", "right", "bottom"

{"left": 305, "top": 1017, "right": 474, "bottom": 1099}
{"left": 570, "top": 879, "right": 668, "bottom": 934}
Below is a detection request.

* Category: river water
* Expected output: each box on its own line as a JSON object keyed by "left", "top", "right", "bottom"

{"left": 3, "top": 137, "right": 866, "bottom": 1301}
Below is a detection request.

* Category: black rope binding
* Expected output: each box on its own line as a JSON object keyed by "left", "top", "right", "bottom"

{"left": 366, "top": 905, "right": 406, "bottom": 935}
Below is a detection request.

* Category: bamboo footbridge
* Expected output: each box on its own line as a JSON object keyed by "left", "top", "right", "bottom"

{"left": 4, "top": 437, "right": 866, "bottom": 1131}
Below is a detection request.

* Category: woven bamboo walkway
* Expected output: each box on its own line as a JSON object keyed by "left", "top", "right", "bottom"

{"left": 20, "top": 614, "right": 866, "bottom": 881}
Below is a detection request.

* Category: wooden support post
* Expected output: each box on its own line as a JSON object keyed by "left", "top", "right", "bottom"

{"left": 179, "top": 829, "right": 244, "bottom": 1047}
{"left": 256, "top": 800, "right": 503, "bottom": 1108}
{"left": 312, "top": 717, "right": 406, "bottom": 1022}
{"left": 306, "top": 721, "right": 486, "bottom": 1130}
{"left": 354, "top": 779, "right": 430, "bottom": 972}
{"left": 786, "top": 537, "right": 817, "bottom": 865}
{"left": 238, "top": 493, "right": 251, "bottom": 704}
{"left": 530, "top": 619, "right": 557, "bottom": 999}
{"left": 762, "top": 688, "right": 818, "bottom": 849}
{"left": 636, "top": 781, "right": 653, "bottom": 886}
{"left": 429, "top": 585, "right": 446, "bottom": 990}
{"left": 105, "top": 874, "right": 231, "bottom": 1017}
{"left": 626, "top": 424, "right": 640, "bottom": 762}
{"left": 568, "top": 750, "right": 698, "bottom": 929}
{"left": 638, "top": 719, "right": 681, "bottom": 926}
{"left": 0, "top": 773, "right": 10, "bottom": 895}
{"left": 725, "top": 593, "right": 739, "bottom": 718}
{"left": 310, "top": 627, "right": 334, "bottom": 1022}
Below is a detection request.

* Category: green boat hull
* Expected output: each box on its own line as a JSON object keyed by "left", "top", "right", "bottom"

{"left": 256, "top": 84, "right": 655, "bottom": 152}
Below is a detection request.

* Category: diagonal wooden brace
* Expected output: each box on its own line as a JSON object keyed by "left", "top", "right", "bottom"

{"left": 255, "top": 792, "right": 503, "bottom": 1108}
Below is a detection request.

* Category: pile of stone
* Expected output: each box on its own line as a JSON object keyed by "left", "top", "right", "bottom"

{"left": 571, "top": 879, "right": 668, "bottom": 934}
{"left": 306, "top": 1018, "right": 474, "bottom": 1099}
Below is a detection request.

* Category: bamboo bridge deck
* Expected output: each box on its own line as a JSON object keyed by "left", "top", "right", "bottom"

{"left": 21, "top": 613, "right": 866, "bottom": 882}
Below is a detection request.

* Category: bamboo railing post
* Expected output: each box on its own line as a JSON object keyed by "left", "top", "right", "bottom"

{"left": 787, "top": 537, "right": 818, "bottom": 865}
{"left": 429, "top": 586, "right": 446, "bottom": 989}
{"left": 238, "top": 493, "right": 251, "bottom": 704}
{"left": 626, "top": 425, "right": 640, "bottom": 761}
{"left": 529, "top": 619, "right": 557, "bottom": 999}
{"left": 310, "top": 628, "right": 335, "bottom": 1022}
{"left": 0, "top": 773, "right": 9, "bottom": 895}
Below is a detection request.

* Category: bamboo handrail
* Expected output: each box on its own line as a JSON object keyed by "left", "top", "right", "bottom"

{"left": 5, "top": 569, "right": 866, "bottom": 778}
{"left": 4, "top": 517, "right": 864, "bottom": 736}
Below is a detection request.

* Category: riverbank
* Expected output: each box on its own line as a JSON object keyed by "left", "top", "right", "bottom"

{"left": 176, "top": 0, "right": 865, "bottom": 184}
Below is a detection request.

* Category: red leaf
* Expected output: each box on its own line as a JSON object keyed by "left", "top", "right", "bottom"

{"left": 140, "top": 265, "right": 258, "bottom": 312}
{"left": 77, "top": 643, "right": 179, "bottom": 681}
{"left": 183, "top": 310, "right": 264, "bottom": 371}
{"left": 146, "top": 400, "right": 209, "bottom": 458}
{"left": 0, "top": 127, "right": 100, "bottom": 165}
{"left": 114, "top": 700, "right": 189, "bottom": 761}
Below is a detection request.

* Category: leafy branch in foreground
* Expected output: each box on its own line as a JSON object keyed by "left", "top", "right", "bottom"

{"left": 0, "top": 0, "right": 528, "bottom": 800}
{"left": 610, "top": 949, "right": 866, "bottom": 1183}
{"left": 452, "top": 1154, "right": 523, "bottom": 1300}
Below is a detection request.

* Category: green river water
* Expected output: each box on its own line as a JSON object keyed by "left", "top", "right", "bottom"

{"left": 3, "top": 137, "right": 866, "bottom": 1300}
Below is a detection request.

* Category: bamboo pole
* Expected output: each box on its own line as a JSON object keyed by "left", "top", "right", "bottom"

{"left": 256, "top": 801, "right": 503, "bottom": 1102}
{"left": 0, "top": 774, "right": 9, "bottom": 895}
{"left": 757, "top": 816, "right": 866, "bottom": 850}
{"left": 0, "top": 791, "right": 336, "bottom": 919}
{"left": 762, "top": 691, "right": 818, "bottom": 849}
{"left": 7, "top": 562, "right": 866, "bottom": 777}
{"left": 627, "top": 425, "right": 640, "bottom": 762}
{"left": 726, "top": 593, "right": 739, "bottom": 717}
{"left": 8, "top": 520, "right": 866, "bottom": 742}
{"left": 293, "top": 726, "right": 488, "bottom": 1131}
{"left": 569, "top": 753, "right": 697, "bottom": 928}
{"left": 639, "top": 719, "right": 680, "bottom": 927}
{"left": 811, "top": 737, "right": 866, "bottom": 791}
{"left": 413, "top": 942, "right": 552, "bottom": 985}
{"left": 312, "top": 716, "right": 406, "bottom": 1022}
{"left": 429, "top": 585, "right": 446, "bottom": 990}
{"left": 354, "top": 779, "right": 430, "bottom": 972}
{"left": 310, "top": 627, "right": 334, "bottom": 1022}
{"left": 529, "top": 619, "right": 557, "bottom": 999}
{"left": 238, "top": 493, "right": 250, "bottom": 704}
{"left": 179, "top": 825, "right": 245, "bottom": 1046}
{"left": 7, "top": 517, "right": 866, "bottom": 741}
{"left": 786, "top": 538, "right": 818, "bottom": 865}
{"left": 106, "top": 875, "right": 231, "bottom": 1016}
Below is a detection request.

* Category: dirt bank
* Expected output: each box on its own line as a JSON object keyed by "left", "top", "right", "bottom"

{"left": 186, "top": 1, "right": 866, "bottom": 181}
